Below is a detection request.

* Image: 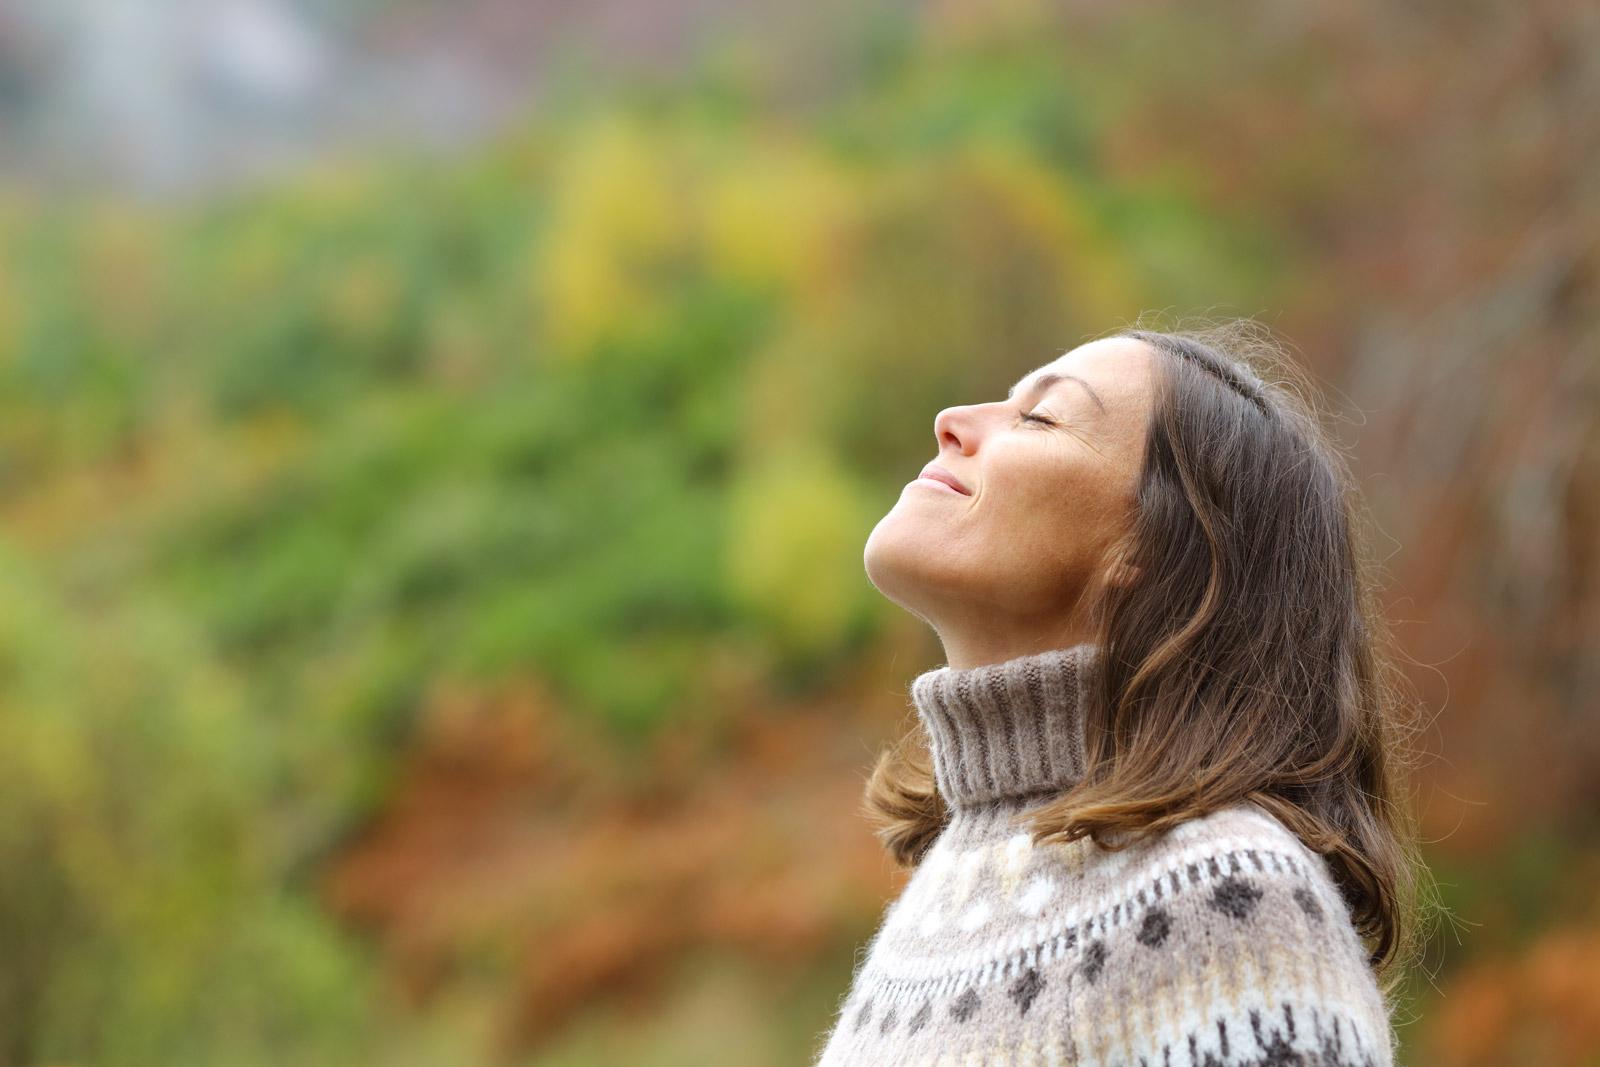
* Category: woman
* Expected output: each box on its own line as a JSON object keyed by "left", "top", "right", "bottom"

{"left": 812, "top": 321, "right": 1431, "bottom": 1066}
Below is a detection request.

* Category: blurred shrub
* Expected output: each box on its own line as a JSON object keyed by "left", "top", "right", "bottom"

{"left": 0, "top": 5, "right": 1281, "bottom": 1062}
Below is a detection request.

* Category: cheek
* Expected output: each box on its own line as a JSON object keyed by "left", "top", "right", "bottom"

{"left": 994, "top": 458, "right": 1127, "bottom": 543}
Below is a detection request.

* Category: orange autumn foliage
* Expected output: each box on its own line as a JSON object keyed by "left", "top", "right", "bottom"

{"left": 1425, "top": 924, "right": 1600, "bottom": 1067}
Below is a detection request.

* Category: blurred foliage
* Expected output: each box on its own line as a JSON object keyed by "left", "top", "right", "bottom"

{"left": 0, "top": 8, "right": 1279, "bottom": 1060}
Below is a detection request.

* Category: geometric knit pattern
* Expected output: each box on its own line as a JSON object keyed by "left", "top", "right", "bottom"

{"left": 811, "top": 643, "right": 1399, "bottom": 1066}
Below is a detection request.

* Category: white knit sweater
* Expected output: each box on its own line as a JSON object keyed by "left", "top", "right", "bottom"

{"left": 812, "top": 643, "right": 1399, "bottom": 1066}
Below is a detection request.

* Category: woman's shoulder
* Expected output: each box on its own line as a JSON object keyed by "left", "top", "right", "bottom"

{"left": 1065, "top": 798, "right": 1398, "bottom": 1066}
{"left": 1083, "top": 798, "right": 1370, "bottom": 947}
{"left": 1158, "top": 796, "right": 1320, "bottom": 856}
{"left": 1026, "top": 799, "right": 1398, "bottom": 1065}
{"left": 1099, "top": 798, "right": 1345, "bottom": 894}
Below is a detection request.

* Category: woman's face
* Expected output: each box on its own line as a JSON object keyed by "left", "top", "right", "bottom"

{"left": 863, "top": 337, "right": 1157, "bottom": 665}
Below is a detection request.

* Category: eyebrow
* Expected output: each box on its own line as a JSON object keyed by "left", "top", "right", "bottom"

{"left": 1007, "top": 371, "right": 1106, "bottom": 414}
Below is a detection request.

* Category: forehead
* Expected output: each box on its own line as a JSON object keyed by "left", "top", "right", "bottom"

{"left": 1009, "top": 337, "right": 1153, "bottom": 402}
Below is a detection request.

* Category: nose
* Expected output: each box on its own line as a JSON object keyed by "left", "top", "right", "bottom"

{"left": 934, "top": 404, "right": 978, "bottom": 454}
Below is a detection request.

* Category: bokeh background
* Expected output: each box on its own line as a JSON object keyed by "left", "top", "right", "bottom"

{"left": 1, "top": 1, "right": 1596, "bottom": 1064}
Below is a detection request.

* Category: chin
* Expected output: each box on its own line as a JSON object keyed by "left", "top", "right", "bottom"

{"left": 863, "top": 517, "right": 945, "bottom": 610}
{"left": 862, "top": 520, "right": 910, "bottom": 598}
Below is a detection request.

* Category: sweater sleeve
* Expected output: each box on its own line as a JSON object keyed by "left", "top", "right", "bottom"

{"left": 1065, "top": 841, "right": 1399, "bottom": 1067}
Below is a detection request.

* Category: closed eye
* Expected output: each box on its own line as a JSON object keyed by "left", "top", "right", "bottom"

{"left": 1017, "top": 410, "right": 1057, "bottom": 427}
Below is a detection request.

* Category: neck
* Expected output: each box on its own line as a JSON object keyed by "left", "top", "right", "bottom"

{"left": 910, "top": 642, "right": 1100, "bottom": 812}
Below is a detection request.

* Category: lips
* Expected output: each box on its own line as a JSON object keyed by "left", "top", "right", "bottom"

{"left": 917, "top": 462, "right": 971, "bottom": 495}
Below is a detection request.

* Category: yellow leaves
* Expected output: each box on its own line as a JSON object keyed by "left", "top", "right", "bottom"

{"left": 534, "top": 115, "right": 858, "bottom": 358}
{"left": 701, "top": 143, "right": 855, "bottom": 310}
{"left": 959, "top": 141, "right": 1141, "bottom": 327}
{"left": 528, "top": 104, "right": 1136, "bottom": 372}
{"left": 723, "top": 446, "right": 875, "bottom": 661}
{"left": 535, "top": 115, "right": 693, "bottom": 357}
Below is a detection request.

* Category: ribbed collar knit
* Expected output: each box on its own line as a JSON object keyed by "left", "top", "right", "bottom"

{"left": 910, "top": 642, "right": 1099, "bottom": 812}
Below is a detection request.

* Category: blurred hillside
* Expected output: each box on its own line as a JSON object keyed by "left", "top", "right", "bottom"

{"left": 0, "top": 2, "right": 1596, "bottom": 1065}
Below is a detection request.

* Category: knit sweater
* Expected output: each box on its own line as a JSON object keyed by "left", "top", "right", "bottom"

{"left": 812, "top": 643, "right": 1398, "bottom": 1067}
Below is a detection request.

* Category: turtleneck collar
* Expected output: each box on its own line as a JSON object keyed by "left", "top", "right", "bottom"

{"left": 910, "top": 642, "right": 1099, "bottom": 812}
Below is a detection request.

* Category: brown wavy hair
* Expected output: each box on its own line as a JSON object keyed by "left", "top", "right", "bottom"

{"left": 861, "top": 316, "right": 1438, "bottom": 1001}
